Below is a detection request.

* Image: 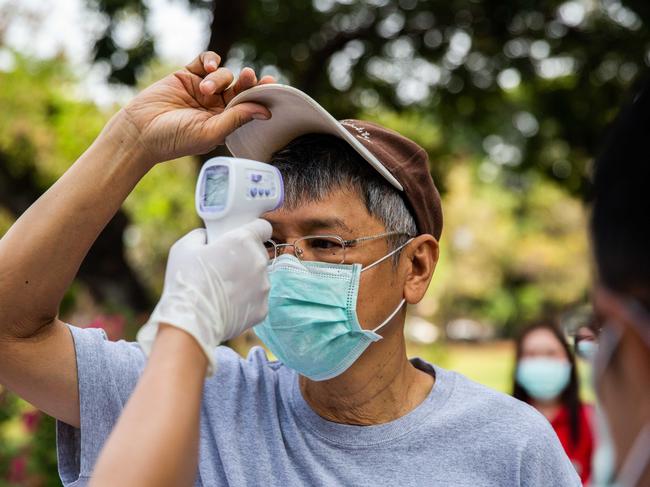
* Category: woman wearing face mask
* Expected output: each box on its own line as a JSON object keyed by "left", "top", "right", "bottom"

{"left": 512, "top": 321, "right": 595, "bottom": 485}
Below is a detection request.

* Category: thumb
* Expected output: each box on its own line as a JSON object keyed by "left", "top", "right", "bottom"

{"left": 207, "top": 102, "right": 271, "bottom": 142}
{"left": 240, "top": 218, "right": 273, "bottom": 242}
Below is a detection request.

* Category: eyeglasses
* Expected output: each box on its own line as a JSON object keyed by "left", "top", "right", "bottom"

{"left": 264, "top": 231, "right": 411, "bottom": 264}
{"left": 561, "top": 305, "right": 601, "bottom": 359}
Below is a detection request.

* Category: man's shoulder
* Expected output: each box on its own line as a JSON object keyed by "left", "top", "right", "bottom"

{"left": 438, "top": 366, "right": 553, "bottom": 437}
{"left": 68, "top": 324, "right": 286, "bottom": 390}
{"left": 423, "top": 365, "right": 579, "bottom": 485}
{"left": 202, "top": 346, "right": 293, "bottom": 422}
{"left": 214, "top": 345, "right": 281, "bottom": 370}
{"left": 67, "top": 323, "right": 146, "bottom": 372}
{"left": 207, "top": 345, "right": 292, "bottom": 388}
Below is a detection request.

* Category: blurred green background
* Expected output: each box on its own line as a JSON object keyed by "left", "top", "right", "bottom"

{"left": 0, "top": 0, "right": 646, "bottom": 484}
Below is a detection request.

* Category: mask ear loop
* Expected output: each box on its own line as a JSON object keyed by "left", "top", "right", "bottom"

{"left": 372, "top": 298, "right": 406, "bottom": 334}
{"left": 361, "top": 238, "right": 414, "bottom": 273}
{"left": 360, "top": 238, "right": 414, "bottom": 335}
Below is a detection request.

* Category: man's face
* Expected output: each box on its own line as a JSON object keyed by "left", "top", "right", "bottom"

{"left": 263, "top": 186, "right": 407, "bottom": 334}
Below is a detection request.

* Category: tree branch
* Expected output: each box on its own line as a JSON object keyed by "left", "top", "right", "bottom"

{"left": 207, "top": 0, "right": 248, "bottom": 59}
{"left": 295, "top": 20, "right": 430, "bottom": 97}
{"left": 295, "top": 23, "right": 376, "bottom": 95}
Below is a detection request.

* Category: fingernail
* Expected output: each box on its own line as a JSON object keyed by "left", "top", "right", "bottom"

{"left": 202, "top": 80, "right": 216, "bottom": 93}
{"left": 207, "top": 61, "right": 218, "bottom": 70}
{"left": 252, "top": 113, "right": 270, "bottom": 120}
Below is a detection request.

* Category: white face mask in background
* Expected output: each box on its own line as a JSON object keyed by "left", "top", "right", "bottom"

{"left": 515, "top": 357, "right": 571, "bottom": 401}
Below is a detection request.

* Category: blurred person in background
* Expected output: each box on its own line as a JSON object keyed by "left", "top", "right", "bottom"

{"left": 588, "top": 77, "right": 650, "bottom": 487}
{"left": 562, "top": 307, "right": 600, "bottom": 363}
{"left": 573, "top": 324, "right": 598, "bottom": 362}
{"left": 513, "top": 321, "right": 594, "bottom": 485}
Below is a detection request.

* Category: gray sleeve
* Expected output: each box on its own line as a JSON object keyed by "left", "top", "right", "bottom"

{"left": 56, "top": 325, "right": 146, "bottom": 486}
{"left": 519, "top": 420, "right": 581, "bottom": 487}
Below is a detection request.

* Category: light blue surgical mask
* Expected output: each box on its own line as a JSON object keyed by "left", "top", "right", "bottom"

{"left": 576, "top": 340, "right": 597, "bottom": 360}
{"left": 254, "top": 241, "right": 411, "bottom": 381}
{"left": 515, "top": 357, "right": 571, "bottom": 401}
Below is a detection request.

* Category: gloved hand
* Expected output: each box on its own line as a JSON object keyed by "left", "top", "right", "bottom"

{"left": 137, "top": 219, "right": 272, "bottom": 375}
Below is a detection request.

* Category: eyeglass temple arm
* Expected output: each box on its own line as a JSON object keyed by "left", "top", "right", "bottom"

{"left": 343, "top": 231, "right": 411, "bottom": 246}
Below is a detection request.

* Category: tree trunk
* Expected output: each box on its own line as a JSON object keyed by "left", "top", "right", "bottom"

{"left": 207, "top": 0, "right": 248, "bottom": 57}
{"left": 0, "top": 147, "right": 153, "bottom": 314}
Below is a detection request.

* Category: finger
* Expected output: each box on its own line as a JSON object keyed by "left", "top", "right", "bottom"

{"left": 204, "top": 102, "right": 271, "bottom": 143}
{"left": 258, "top": 75, "right": 276, "bottom": 85}
{"left": 200, "top": 67, "right": 235, "bottom": 96}
{"left": 234, "top": 68, "right": 258, "bottom": 93}
{"left": 186, "top": 51, "right": 222, "bottom": 77}
{"left": 223, "top": 68, "right": 258, "bottom": 105}
{"left": 223, "top": 218, "right": 273, "bottom": 246}
{"left": 242, "top": 218, "right": 273, "bottom": 242}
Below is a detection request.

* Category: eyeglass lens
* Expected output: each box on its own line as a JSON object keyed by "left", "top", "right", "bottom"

{"left": 265, "top": 236, "right": 346, "bottom": 264}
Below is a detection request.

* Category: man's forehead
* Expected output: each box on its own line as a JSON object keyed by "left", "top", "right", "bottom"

{"left": 265, "top": 214, "right": 353, "bottom": 234}
{"left": 263, "top": 191, "right": 381, "bottom": 235}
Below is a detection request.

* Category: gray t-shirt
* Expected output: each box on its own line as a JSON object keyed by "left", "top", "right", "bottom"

{"left": 57, "top": 325, "right": 580, "bottom": 486}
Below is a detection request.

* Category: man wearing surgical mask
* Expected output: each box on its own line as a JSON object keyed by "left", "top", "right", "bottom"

{"left": 0, "top": 54, "right": 580, "bottom": 485}
{"left": 589, "top": 79, "right": 650, "bottom": 487}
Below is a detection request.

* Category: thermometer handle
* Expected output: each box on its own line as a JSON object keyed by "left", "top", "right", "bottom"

{"left": 205, "top": 214, "right": 263, "bottom": 243}
{"left": 196, "top": 157, "right": 283, "bottom": 244}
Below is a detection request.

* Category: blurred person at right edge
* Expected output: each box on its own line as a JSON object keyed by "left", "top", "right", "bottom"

{"left": 512, "top": 321, "right": 595, "bottom": 484}
{"left": 589, "top": 76, "right": 650, "bottom": 487}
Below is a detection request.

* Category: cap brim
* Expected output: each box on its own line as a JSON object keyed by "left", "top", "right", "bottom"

{"left": 224, "top": 84, "right": 403, "bottom": 191}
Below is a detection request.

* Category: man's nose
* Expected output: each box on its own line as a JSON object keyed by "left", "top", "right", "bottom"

{"left": 277, "top": 244, "right": 302, "bottom": 258}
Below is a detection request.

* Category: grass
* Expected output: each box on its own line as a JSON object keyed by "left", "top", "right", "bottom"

{"left": 408, "top": 340, "right": 515, "bottom": 392}
{"left": 408, "top": 340, "right": 595, "bottom": 402}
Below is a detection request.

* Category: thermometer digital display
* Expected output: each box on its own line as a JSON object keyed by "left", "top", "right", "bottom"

{"left": 201, "top": 165, "right": 229, "bottom": 211}
{"left": 196, "top": 157, "right": 284, "bottom": 242}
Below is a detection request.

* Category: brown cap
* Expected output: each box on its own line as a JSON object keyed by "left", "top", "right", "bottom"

{"left": 224, "top": 84, "right": 443, "bottom": 240}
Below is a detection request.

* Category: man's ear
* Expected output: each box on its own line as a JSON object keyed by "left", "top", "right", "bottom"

{"left": 402, "top": 235, "right": 439, "bottom": 305}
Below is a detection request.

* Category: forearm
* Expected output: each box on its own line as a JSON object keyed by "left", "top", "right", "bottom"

{"left": 90, "top": 325, "right": 208, "bottom": 487}
{"left": 0, "top": 111, "right": 151, "bottom": 337}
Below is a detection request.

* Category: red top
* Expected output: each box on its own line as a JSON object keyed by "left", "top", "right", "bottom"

{"left": 550, "top": 404, "right": 594, "bottom": 485}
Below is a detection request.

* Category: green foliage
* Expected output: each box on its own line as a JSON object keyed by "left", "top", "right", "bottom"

{"left": 123, "top": 157, "right": 201, "bottom": 294}
{"left": 0, "top": 394, "right": 16, "bottom": 484}
{"left": 89, "top": 0, "right": 649, "bottom": 195}
{"left": 0, "top": 55, "right": 109, "bottom": 186}
{"left": 424, "top": 162, "right": 590, "bottom": 335}
{"left": 27, "top": 415, "right": 59, "bottom": 487}
{"left": 0, "top": 396, "right": 59, "bottom": 486}
{"left": 0, "top": 209, "right": 12, "bottom": 236}
{"left": 87, "top": 0, "right": 155, "bottom": 85}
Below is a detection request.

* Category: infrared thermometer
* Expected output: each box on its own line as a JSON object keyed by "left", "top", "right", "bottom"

{"left": 195, "top": 157, "right": 284, "bottom": 242}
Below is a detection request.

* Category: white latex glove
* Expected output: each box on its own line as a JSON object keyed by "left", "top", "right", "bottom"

{"left": 137, "top": 219, "right": 272, "bottom": 375}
